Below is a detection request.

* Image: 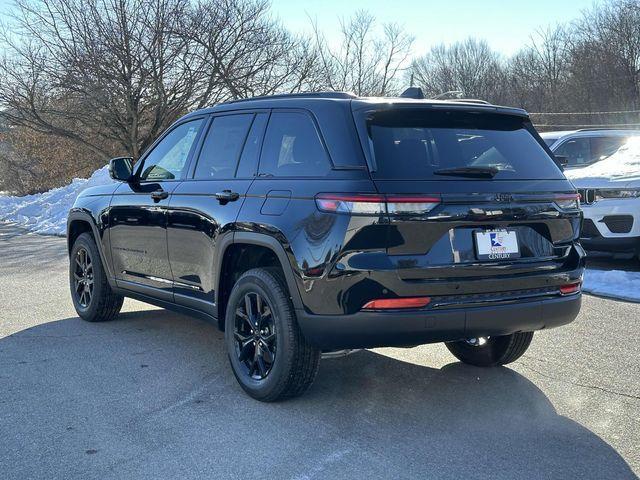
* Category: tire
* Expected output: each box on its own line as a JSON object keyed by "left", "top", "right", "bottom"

{"left": 224, "top": 267, "right": 320, "bottom": 402}
{"left": 445, "top": 331, "right": 534, "bottom": 367}
{"left": 69, "top": 232, "right": 123, "bottom": 322}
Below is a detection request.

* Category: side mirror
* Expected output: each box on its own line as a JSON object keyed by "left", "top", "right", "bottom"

{"left": 109, "top": 157, "right": 134, "bottom": 181}
{"left": 554, "top": 154, "right": 569, "bottom": 170}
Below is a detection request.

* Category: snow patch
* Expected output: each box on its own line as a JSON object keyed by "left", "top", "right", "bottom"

{"left": 565, "top": 136, "right": 640, "bottom": 182}
{"left": 582, "top": 268, "right": 640, "bottom": 302}
{"left": 0, "top": 165, "right": 113, "bottom": 236}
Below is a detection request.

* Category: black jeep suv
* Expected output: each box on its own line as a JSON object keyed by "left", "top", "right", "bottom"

{"left": 67, "top": 91, "right": 584, "bottom": 401}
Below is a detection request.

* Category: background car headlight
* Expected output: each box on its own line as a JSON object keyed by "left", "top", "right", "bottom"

{"left": 555, "top": 193, "right": 580, "bottom": 210}
{"left": 596, "top": 189, "right": 640, "bottom": 200}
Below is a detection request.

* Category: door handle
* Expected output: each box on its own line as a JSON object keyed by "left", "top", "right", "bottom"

{"left": 214, "top": 190, "right": 240, "bottom": 203}
{"left": 151, "top": 190, "right": 169, "bottom": 202}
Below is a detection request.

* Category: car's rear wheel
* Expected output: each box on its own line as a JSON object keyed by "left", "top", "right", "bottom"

{"left": 70, "top": 232, "right": 123, "bottom": 322}
{"left": 445, "top": 331, "right": 533, "bottom": 367}
{"left": 225, "top": 267, "right": 320, "bottom": 401}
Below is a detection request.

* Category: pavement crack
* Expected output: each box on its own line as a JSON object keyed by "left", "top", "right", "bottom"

{"left": 516, "top": 360, "right": 640, "bottom": 402}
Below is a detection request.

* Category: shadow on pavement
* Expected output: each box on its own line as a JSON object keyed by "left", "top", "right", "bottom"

{"left": 0, "top": 309, "right": 636, "bottom": 480}
{"left": 586, "top": 255, "right": 640, "bottom": 272}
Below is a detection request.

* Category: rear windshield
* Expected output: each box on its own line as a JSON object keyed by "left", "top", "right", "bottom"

{"left": 363, "top": 109, "right": 564, "bottom": 180}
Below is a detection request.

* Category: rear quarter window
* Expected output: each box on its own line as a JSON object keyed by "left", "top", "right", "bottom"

{"left": 363, "top": 109, "right": 564, "bottom": 180}
{"left": 259, "top": 111, "right": 331, "bottom": 177}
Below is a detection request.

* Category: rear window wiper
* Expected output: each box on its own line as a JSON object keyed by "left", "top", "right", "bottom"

{"left": 432, "top": 166, "right": 499, "bottom": 178}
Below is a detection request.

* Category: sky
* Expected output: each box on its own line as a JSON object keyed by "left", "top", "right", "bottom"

{"left": 270, "top": 0, "right": 596, "bottom": 56}
{"left": 0, "top": 0, "right": 597, "bottom": 57}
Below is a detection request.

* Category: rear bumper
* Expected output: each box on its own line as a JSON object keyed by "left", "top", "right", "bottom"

{"left": 297, "top": 293, "right": 581, "bottom": 350}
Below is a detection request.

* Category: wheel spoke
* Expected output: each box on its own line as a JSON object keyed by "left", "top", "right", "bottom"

{"left": 262, "top": 333, "right": 276, "bottom": 344}
{"left": 234, "top": 331, "right": 251, "bottom": 344}
{"left": 74, "top": 272, "right": 82, "bottom": 281}
{"left": 260, "top": 342, "right": 274, "bottom": 363}
{"left": 256, "top": 356, "right": 267, "bottom": 377}
{"left": 258, "top": 306, "right": 271, "bottom": 329}
{"left": 244, "top": 294, "right": 253, "bottom": 320}
{"left": 238, "top": 341, "right": 254, "bottom": 362}
{"left": 236, "top": 307, "right": 254, "bottom": 331}
{"left": 247, "top": 360, "right": 256, "bottom": 377}
{"left": 256, "top": 293, "right": 263, "bottom": 315}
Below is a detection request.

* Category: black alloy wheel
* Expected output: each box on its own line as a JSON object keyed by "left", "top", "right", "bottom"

{"left": 69, "top": 232, "right": 123, "bottom": 322}
{"left": 73, "top": 247, "right": 94, "bottom": 308}
{"left": 224, "top": 268, "right": 320, "bottom": 401}
{"left": 233, "top": 291, "right": 277, "bottom": 380}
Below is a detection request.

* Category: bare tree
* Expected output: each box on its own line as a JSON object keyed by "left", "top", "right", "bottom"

{"left": 0, "top": 0, "right": 207, "bottom": 160}
{"left": 311, "top": 11, "right": 413, "bottom": 96}
{"left": 573, "top": 0, "right": 640, "bottom": 109}
{"left": 179, "top": 0, "right": 319, "bottom": 104}
{"left": 411, "top": 38, "right": 507, "bottom": 102}
{"left": 507, "top": 26, "right": 569, "bottom": 111}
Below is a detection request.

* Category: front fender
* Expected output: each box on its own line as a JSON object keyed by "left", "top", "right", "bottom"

{"left": 67, "top": 208, "right": 115, "bottom": 286}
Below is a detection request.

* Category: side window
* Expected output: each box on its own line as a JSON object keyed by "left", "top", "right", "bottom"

{"left": 259, "top": 112, "right": 331, "bottom": 177}
{"left": 554, "top": 138, "right": 591, "bottom": 167}
{"left": 590, "top": 136, "right": 627, "bottom": 163}
{"left": 193, "top": 114, "right": 254, "bottom": 179}
{"left": 236, "top": 113, "right": 268, "bottom": 178}
{"left": 139, "top": 119, "right": 203, "bottom": 181}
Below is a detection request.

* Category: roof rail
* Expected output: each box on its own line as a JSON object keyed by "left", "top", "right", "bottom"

{"left": 431, "top": 90, "right": 464, "bottom": 100}
{"left": 221, "top": 91, "right": 357, "bottom": 105}
{"left": 445, "top": 98, "right": 491, "bottom": 105}
{"left": 573, "top": 126, "right": 640, "bottom": 132}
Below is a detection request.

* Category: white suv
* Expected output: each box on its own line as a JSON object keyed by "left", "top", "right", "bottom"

{"left": 542, "top": 129, "right": 640, "bottom": 169}
{"left": 565, "top": 137, "right": 640, "bottom": 260}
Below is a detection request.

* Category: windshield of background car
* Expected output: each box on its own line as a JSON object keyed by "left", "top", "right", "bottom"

{"left": 363, "top": 108, "right": 564, "bottom": 180}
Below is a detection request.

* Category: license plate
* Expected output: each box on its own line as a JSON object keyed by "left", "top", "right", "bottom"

{"left": 474, "top": 230, "right": 520, "bottom": 260}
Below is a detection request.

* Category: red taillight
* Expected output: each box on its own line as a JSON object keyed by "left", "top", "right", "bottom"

{"left": 559, "top": 282, "right": 581, "bottom": 295}
{"left": 361, "top": 297, "right": 431, "bottom": 310}
{"left": 315, "top": 193, "right": 440, "bottom": 215}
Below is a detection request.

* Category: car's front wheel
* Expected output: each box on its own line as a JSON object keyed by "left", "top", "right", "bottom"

{"left": 70, "top": 232, "right": 123, "bottom": 322}
{"left": 225, "top": 267, "right": 320, "bottom": 401}
{"left": 445, "top": 331, "right": 533, "bottom": 367}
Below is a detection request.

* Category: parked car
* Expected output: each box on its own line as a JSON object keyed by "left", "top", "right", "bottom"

{"left": 541, "top": 129, "right": 640, "bottom": 169}
{"left": 67, "top": 91, "right": 584, "bottom": 401}
{"left": 565, "top": 137, "right": 640, "bottom": 260}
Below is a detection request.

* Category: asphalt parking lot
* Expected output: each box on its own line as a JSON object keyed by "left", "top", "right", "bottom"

{"left": 0, "top": 223, "right": 638, "bottom": 480}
